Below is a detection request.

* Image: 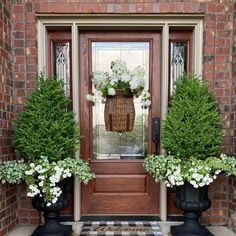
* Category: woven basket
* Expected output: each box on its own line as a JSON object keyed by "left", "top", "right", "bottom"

{"left": 104, "top": 89, "right": 135, "bottom": 132}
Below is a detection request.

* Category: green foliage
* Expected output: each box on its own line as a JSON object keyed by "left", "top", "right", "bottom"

{"left": 1, "top": 74, "right": 95, "bottom": 203}
{"left": 13, "top": 74, "right": 80, "bottom": 162}
{"left": 0, "top": 156, "right": 95, "bottom": 203}
{"left": 0, "top": 160, "right": 27, "bottom": 184}
{"left": 162, "top": 74, "right": 223, "bottom": 160}
{"left": 144, "top": 154, "right": 236, "bottom": 188}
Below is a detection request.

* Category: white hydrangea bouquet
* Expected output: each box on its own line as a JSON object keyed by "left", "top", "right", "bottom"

{"left": 144, "top": 154, "right": 236, "bottom": 188}
{"left": 86, "top": 59, "right": 151, "bottom": 108}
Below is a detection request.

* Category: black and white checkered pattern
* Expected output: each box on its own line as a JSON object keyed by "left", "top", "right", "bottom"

{"left": 80, "top": 221, "right": 163, "bottom": 236}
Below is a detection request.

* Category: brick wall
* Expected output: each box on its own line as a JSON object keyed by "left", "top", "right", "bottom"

{"left": 0, "top": 1, "right": 17, "bottom": 236}
{"left": 227, "top": 1, "right": 236, "bottom": 232}
{"left": 11, "top": 1, "right": 40, "bottom": 227}
{"left": 202, "top": 175, "right": 229, "bottom": 226}
{"left": 0, "top": 0, "right": 235, "bottom": 235}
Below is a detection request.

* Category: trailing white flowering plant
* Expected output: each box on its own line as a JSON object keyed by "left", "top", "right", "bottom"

{"left": 0, "top": 156, "right": 95, "bottom": 206}
{"left": 144, "top": 154, "right": 236, "bottom": 188}
{"left": 0, "top": 75, "right": 95, "bottom": 206}
{"left": 86, "top": 59, "right": 151, "bottom": 108}
{"left": 144, "top": 75, "right": 236, "bottom": 189}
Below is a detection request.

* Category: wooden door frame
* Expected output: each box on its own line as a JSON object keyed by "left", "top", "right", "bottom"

{"left": 37, "top": 15, "right": 204, "bottom": 221}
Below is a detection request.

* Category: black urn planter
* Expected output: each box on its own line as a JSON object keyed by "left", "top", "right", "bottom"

{"left": 171, "top": 182, "right": 214, "bottom": 236}
{"left": 31, "top": 185, "right": 72, "bottom": 236}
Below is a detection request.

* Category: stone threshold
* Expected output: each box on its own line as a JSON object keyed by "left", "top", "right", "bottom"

{"left": 7, "top": 222, "right": 236, "bottom": 236}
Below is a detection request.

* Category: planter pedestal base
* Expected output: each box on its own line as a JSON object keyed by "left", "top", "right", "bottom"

{"left": 32, "top": 224, "right": 72, "bottom": 236}
{"left": 31, "top": 185, "right": 72, "bottom": 236}
{"left": 171, "top": 212, "right": 213, "bottom": 236}
{"left": 31, "top": 211, "right": 72, "bottom": 236}
{"left": 171, "top": 225, "right": 213, "bottom": 236}
{"left": 171, "top": 183, "right": 214, "bottom": 236}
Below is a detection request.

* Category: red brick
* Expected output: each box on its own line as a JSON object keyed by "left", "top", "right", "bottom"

{"left": 30, "top": 218, "right": 41, "bottom": 225}
{"left": 217, "top": 14, "right": 229, "bottom": 21}
{"left": 18, "top": 210, "right": 30, "bottom": 217}
{"left": 121, "top": 3, "right": 129, "bottom": 12}
{"left": 81, "top": 3, "right": 90, "bottom": 12}
{"left": 25, "top": 12, "right": 35, "bottom": 22}
{"left": 160, "top": 3, "right": 171, "bottom": 13}
{"left": 207, "top": 3, "right": 215, "bottom": 13}
{"left": 14, "top": 23, "right": 24, "bottom": 30}
{"left": 40, "top": 3, "right": 49, "bottom": 12}
{"left": 15, "top": 56, "right": 25, "bottom": 64}
{"left": 13, "top": 5, "right": 24, "bottom": 14}
{"left": 216, "top": 23, "right": 226, "bottom": 30}
{"left": 216, "top": 4, "right": 225, "bottom": 13}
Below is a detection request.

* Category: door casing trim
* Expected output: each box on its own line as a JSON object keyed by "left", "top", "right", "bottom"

{"left": 37, "top": 14, "right": 203, "bottom": 222}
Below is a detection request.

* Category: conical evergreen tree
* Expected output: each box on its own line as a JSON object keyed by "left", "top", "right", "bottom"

{"left": 162, "top": 74, "right": 222, "bottom": 160}
{"left": 13, "top": 74, "right": 80, "bottom": 162}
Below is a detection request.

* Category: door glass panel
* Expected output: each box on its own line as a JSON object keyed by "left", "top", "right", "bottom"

{"left": 170, "top": 42, "right": 187, "bottom": 94}
{"left": 53, "top": 42, "right": 70, "bottom": 97}
{"left": 92, "top": 42, "right": 149, "bottom": 160}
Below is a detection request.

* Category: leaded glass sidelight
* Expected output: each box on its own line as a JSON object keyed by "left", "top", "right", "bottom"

{"left": 92, "top": 42, "right": 149, "bottom": 160}
{"left": 170, "top": 42, "right": 187, "bottom": 94}
{"left": 53, "top": 42, "right": 70, "bottom": 96}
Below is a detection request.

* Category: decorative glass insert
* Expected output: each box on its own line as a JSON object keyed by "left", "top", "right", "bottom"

{"left": 92, "top": 42, "right": 149, "bottom": 160}
{"left": 53, "top": 42, "right": 70, "bottom": 96}
{"left": 170, "top": 42, "right": 187, "bottom": 94}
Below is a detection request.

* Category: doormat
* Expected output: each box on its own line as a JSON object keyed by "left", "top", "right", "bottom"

{"left": 80, "top": 221, "right": 163, "bottom": 236}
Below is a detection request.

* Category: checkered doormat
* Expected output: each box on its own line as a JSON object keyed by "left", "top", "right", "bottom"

{"left": 80, "top": 221, "right": 163, "bottom": 236}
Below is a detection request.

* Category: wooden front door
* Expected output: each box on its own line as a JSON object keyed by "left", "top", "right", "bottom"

{"left": 80, "top": 32, "right": 161, "bottom": 215}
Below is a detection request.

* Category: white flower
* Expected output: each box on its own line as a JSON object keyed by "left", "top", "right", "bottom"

{"left": 108, "top": 87, "right": 116, "bottom": 96}
{"left": 54, "top": 166, "right": 61, "bottom": 172}
{"left": 30, "top": 163, "right": 35, "bottom": 168}
{"left": 27, "top": 184, "right": 40, "bottom": 197}
{"left": 39, "top": 181, "right": 44, "bottom": 187}
{"left": 87, "top": 60, "right": 149, "bottom": 105}
{"left": 86, "top": 94, "right": 95, "bottom": 102}
{"left": 35, "top": 165, "right": 42, "bottom": 171}
{"left": 129, "top": 79, "right": 139, "bottom": 91}
{"left": 131, "top": 66, "right": 145, "bottom": 78}
{"left": 52, "top": 198, "right": 58, "bottom": 204}
{"left": 111, "top": 60, "right": 127, "bottom": 77}
{"left": 121, "top": 73, "right": 131, "bottom": 82}
{"left": 86, "top": 90, "right": 103, "bottom": 104}
{"left": 92, "top": 71, "right": 109, "bottom": 90}
{"left": 38, "top": 175, "right": 45, "bottom": 180}
{"left": 192, "top": 173, "right": 198, "bottom": 179}
{"left": 27, "top": 192, "right": 33, "bottom": 197}
{"left": 141, "top": 90, "right": 150, "bottom": 98}
{"left": 142, "top": 100, "right": 151, "bottom": 108}
{"left": 25, "top": 170, "right": 34, "bottom": 175}
{"left": 49, "top": 175, "right": 60, "bottom": 184}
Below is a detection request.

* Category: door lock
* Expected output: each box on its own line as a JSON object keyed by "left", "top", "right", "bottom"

{"left": 152, "top": 117, "right": 160, "bottom": 154}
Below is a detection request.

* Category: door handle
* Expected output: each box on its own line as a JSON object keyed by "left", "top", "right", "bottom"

{"left": 152, "top": 117, "right": 160, "bottom": 154}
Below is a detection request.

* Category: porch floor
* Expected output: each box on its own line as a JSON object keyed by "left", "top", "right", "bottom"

{"left": 7, "top": 222, "right": 236, "bottom": 236}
